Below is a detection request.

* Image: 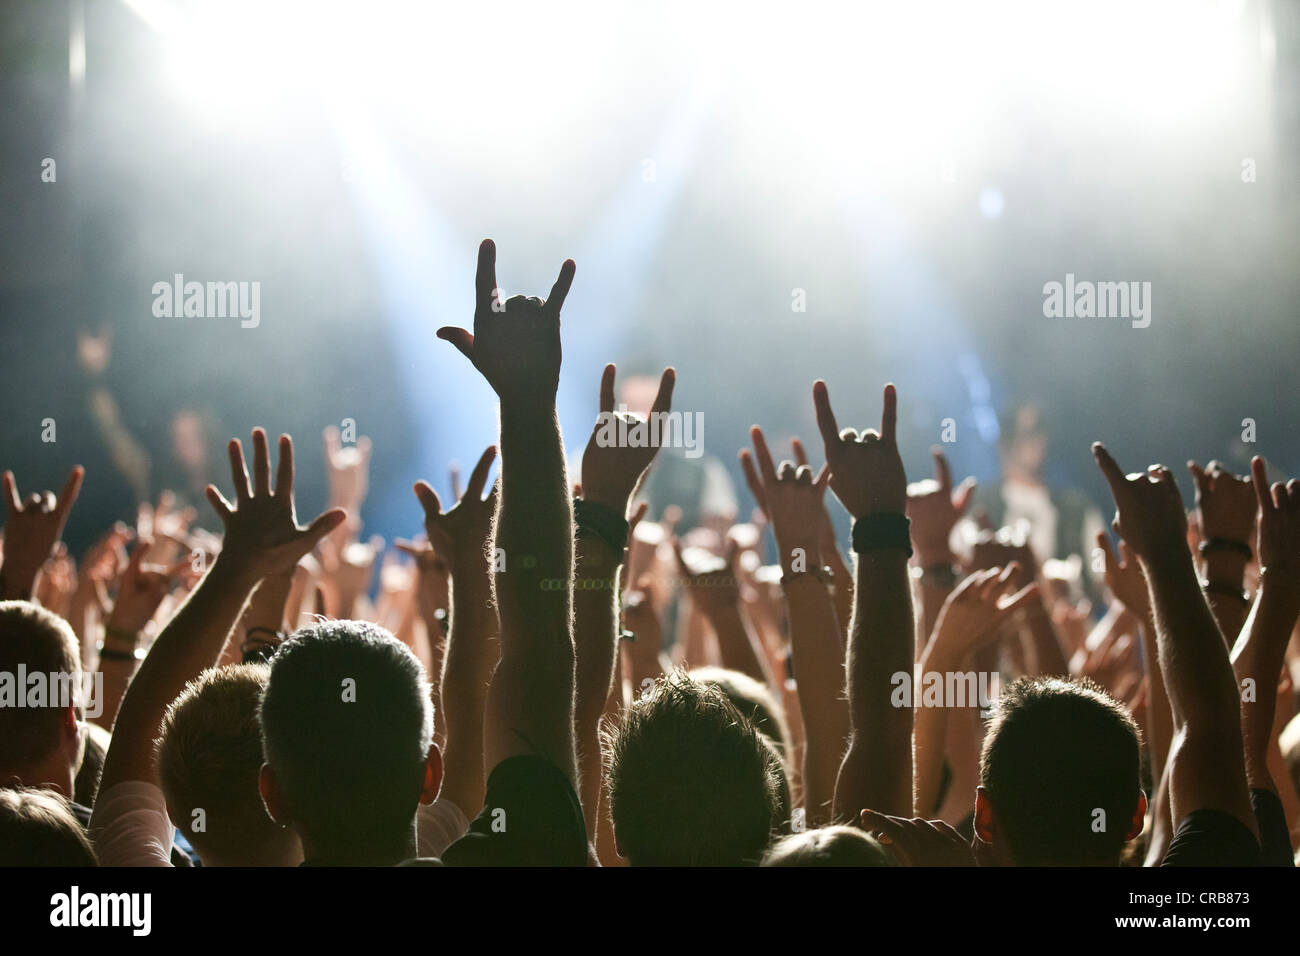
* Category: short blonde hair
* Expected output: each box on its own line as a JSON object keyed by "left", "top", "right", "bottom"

{"left": 0, "top": 601, "right": 82, "bottom": 769}
{"left": 156, "top": 664, "right": 278, "bottom": 860}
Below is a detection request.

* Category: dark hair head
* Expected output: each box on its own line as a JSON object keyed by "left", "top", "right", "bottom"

{"left": 0, "top": 601, "right": 82, "bottom": 771}
{"left": 761, "top": 825, "right": 894, "bottom": 867}
{"left": 260, "top": 620, "right": 431, "bottom": 857}
{"left": 0, "top": 787, "right": 96, "bottom": 866}
{"left": 980, "top": 676, "right": 1141, "bottom": 865}
{"left": 690, "top": 665, "right": 790, "bottom": 759}
{"left": 605, "top": 670, "right": 781, "bottom": 866}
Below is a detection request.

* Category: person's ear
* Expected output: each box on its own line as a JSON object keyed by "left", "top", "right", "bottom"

{"left": 1126, "top": 790, "right": 1148, "bottom": 841}
{"left": 259, "top": 763, "right": 290, "bottom": 826}
{"left": 974, "top": 786, "right": 996, "bottom": 843}
{"left": 419, "top": 743, "right": 444, "bottom": 806}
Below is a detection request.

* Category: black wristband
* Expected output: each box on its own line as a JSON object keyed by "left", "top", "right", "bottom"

{"left": 1199, "top": 537, "right": 1252, "bottom": 560}
{"left": 574, "top": 497, "right": 630, "bottom": 557}
{"left": 97, "top": 645, "right": 138, "bottom": 663}
{"left": 851, "top": 513, "right": 913, "bottom": 557}
{"left": 1202, "top": 579, "right": 1249, "bottom": 605}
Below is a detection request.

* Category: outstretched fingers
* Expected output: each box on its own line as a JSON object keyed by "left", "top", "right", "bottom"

{"left": 650, "top": 367, "right": 676, "bottom": 417}
{"left": 880, "top": 383, "right": 897, "bottom": 444}
{"left": 544, "top": 258, "right": 576, "bottom": 318}
{"left": 465, "top": 446, "right": 498, "bottom": 502}
{"left": 813, "top": 380, "right": 840, "bottom": 453}
{"left": 228, "top": 439, "right": 252, "bottom": 502}
{"left": 413, "top": 480, "right": 443, "bottom": 519}
{"left": 275, "top": 435, "right": 295, "bottom": 499}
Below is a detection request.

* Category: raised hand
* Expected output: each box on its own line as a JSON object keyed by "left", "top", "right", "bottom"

{"left": 859, "top": 810, "right": 977, "bottom": 866}
{"left": 740, "top": 426, "right": 830, "bottom": 571}
{"left": 907, "top": 448, "right": 976, "bottom": 565}
{"left": 1092, "top": 443, "right": 1188, "bottom": 564}
{"left": 968, "top": 527, "right": 1038, "bottom": 589}
{"left": 205, "top": 429, "right": 346, "bottom": 580}
{"left": 813, "top": 381, "right": 906, "bottom": 519}
{"left": 1096, "top": 530, "right": 1149, "bottom": 617}
{"left": 413, "top": 445, "right": 499, "bottom": 567}
{"left": 2, "top": 465, "right": 84, "bottom": 599}
{"left": 1188, "top": 460, "right": 1257, "bottom": 549}
{"left": 105, "top": 539, "right": 185, "bottom": 635}
{"left": 673, "top": 537, "right": 741, "bottom": 617}
{"left": 323, "top": 424, "right": 372, "bottom": 515}
{"left": 924, "top": 565, "right": 1038, "bottom": 669}
{"left": 1252, "top": 457, "right": 1300, "bottom": 575}
{"left": 580, "top": 364, "right": 675, "bottom": 511}
{"left": 437, "top": 239, "right": 575, "bottom": 402}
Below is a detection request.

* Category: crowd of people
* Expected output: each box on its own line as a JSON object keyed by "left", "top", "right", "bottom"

{"left": 2, "top": 239, "right": 1298, "bottom": 867}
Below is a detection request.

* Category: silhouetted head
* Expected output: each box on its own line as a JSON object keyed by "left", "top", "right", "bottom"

{"left": 158, "top": 663, "right": 301, "bottom": 865}
{"left": 258, "top": 620, "right": 441, "bottom": 865}
{"left": 0, "top": 787, "right": 96, "bottom": 866}
{"left": 761, "top": 825, "right": 894, "bottom": 867}
{"left": 977, "top": 677, "right": 1144, "bottom": 865}
{"left": 605, "top": 670, "right": 782, "bottom": 865}
{"left": 0, "top": 601, "right": 86, "bottom": 799}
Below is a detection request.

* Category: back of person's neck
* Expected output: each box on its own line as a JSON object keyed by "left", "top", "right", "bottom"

{"left": 299, "top": 829, "right": 417, "bottom": 867}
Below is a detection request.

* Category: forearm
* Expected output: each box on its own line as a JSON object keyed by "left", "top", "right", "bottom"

{"left": 834, "top": 552, "right": 915, "bottom": 820}
{"left": 1203, "top": 552, "right": 1251, "bottom": 651}
{"left": 911, "top": 647, "right": 952, "bottom": 818}
{"left": 1230, "top": 574, "right": 1300, "bottom": 793}
{"left": 99, "top": 555, "right": 259, "bottom": 789}
{"left": 1136, "top": 611, "right": 1173, "bottom": 787}
{"left": 783, "top": 576, "right": 849, "bottom": 825}
{"left": 1021, "top": 596, "right": 1070, "bottom": 677}
{"left": 439, "top": 553, "right": 498, "bottom": 816}
{"left": 573, "top": 533, "right": 622, "bottom": 837}
{"left": 1144, "top": 548, "right": 1256, "bottom": 834}
{"left": 488, "top": 399, "right": 576, "bottom": 779}
{"left": 705, "top": 603, "right": 774, "bottom": 689}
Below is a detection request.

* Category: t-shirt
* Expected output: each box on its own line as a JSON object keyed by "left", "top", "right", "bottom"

{"left": 89, "top": 781, "right": 176, "bottom": 867}
{"left": 1160, "top": 789, "right": 1290, "bottom": 867}
{"left": 438, "top": 755, "right": 587, "bottom": 867}
{"left": 91, "top": 779, "right": 469, "bottom": 866}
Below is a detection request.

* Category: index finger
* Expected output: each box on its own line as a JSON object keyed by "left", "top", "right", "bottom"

{"left": 650, "top": 367, "right": 675, "bottom": 417}
{"left": 3, "top": 471, "right": 20, "bottom": 514}
{"left": 466, "top": 445, "right": 497, "bottom": 501}
{"left": 813, "top": 380, "right": 840, "bottom": 451}
{"left": 475, "top": 238, "right": 498, "bottom": 314}
{"left": 932, "top": 447, "right": 952, "bottom": 493}
{"left": 1091, "top": 442, "right": 1127, "bottom": 498}
{"left": 738, "top": 449, "right": 768, "bottom": 515}
{"left": 750, "top": 426, "right": 778, "bottom": 485}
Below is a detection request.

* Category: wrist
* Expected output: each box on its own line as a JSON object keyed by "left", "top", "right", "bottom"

{"left": 1202, "top": 551, "right": 1248, "bottom": 586}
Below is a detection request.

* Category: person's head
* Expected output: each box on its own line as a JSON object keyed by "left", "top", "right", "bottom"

{"left": 690, "top": 665, "right": 790, "bottom": 760}
{"left": 0, "top": 601, "right": 86, "bottom": 799}
{"left": 977, "top": 677, "right": 1145, "bottom": 866}
{"left": 605, "top": 670, "right": 782, "bottom": 866}
{"left": 157, "top": 663, "right": 301, "bottom": 866}
{"left": 0, "top": 786, "right": 96, "bottom": 866}
{"left": 761, "top": 825, "right": 894, "bottom": 867}
{"left": 258, "top": 620, "right": 441, "bottom": 865}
